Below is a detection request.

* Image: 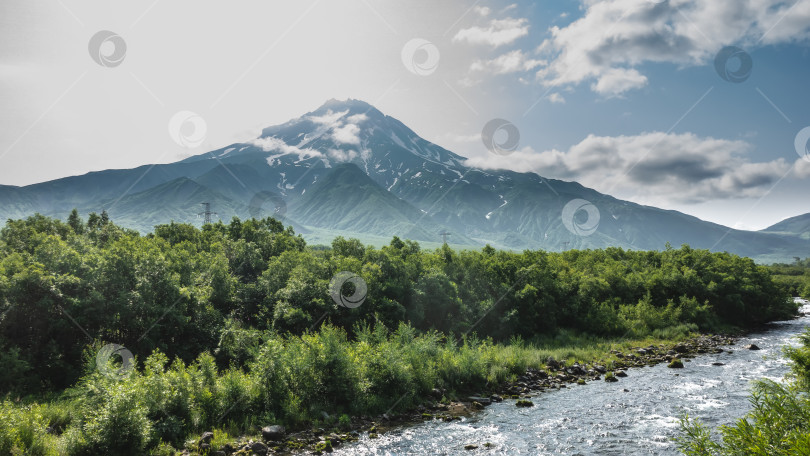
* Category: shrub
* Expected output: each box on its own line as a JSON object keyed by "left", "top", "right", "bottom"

{"left": 677, "top": 381, "right": 810, "bottom": 455}
{"left": 677, "top": 328, "right": 810, "bottom": 455}
{"left": 69, "top": 383, "right": 152, "bottom": 455}
{"left": 0, "top": 401, "right": 53, "bottom": 456}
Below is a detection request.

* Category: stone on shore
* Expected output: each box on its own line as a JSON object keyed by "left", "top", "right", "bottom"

{"left": 199, "top": 431, "right": 214, "bottom": 445}
{"left": 668, "top": 359, "right": 684, "bottom": 368}
{"left": 467, "top": 396, "right": 492, "bottom": 405}
{"left": 262, "top": 425, "right": 286, "bottom": 442}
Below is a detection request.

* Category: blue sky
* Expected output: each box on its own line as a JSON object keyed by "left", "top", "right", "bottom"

{"left": 452, "top": 1, "right": 810, "bottom": 230}
{"left": 0, "top": 0, "right": 808, "bottom": 229}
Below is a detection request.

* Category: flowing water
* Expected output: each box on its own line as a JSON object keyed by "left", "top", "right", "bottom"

{"left": 332, "top": 299, "right": 810, "bottom": 455}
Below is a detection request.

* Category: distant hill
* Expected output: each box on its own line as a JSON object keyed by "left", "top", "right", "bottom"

{"left": 762, "top": 213, "right": 810, "bottom": 241}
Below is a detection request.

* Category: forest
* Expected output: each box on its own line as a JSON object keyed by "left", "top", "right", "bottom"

{"left": 766, "top": 257, "right": 810, "bottom": 298}
{"left": 0, "top": 211, "right": 800, "bottom": 455}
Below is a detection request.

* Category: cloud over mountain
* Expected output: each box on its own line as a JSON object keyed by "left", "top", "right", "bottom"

{"left": 466, "top": 131, "right": 792, "bottom": 205}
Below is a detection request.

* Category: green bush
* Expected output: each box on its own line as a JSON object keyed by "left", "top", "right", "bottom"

{"left": 678, "top": 381, "right": 810, "bottom": 455}
{"left": 0, "top": 401, "right": 54, "bottom": 456}
{"left": 677, "top": 327, "right": 810, "bottom": 455}
{"left": 68, "top": 383, "right": 152, "bottom": 455}
{"left": 785, "top": 330, "right": 810, "bottom": 390}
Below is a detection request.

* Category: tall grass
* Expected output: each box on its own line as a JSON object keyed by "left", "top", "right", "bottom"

{"left": 0, "top": 322, "right": 694, "bottom": 455}
{"left": 0, "top": 401, "right": 59, "bottom": 456}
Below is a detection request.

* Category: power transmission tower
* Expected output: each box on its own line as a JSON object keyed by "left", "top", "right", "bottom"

{"left": 439, "top": 231, "right": 452, "bottom": 244}
{"left": 198, "top": 202, "right": 217, "bottom": 225}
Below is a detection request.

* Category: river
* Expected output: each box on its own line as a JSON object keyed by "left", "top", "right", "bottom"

{"left": 330, "top": 299, "right": 810, "bottom": 455}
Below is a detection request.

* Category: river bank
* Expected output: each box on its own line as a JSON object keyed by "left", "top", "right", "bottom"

{"left": 199, "top": 332, "right": 746, "bottom": 455}
{"left": 325, "top": 300, "right": 810, "bottom": 455}
{"left": 203, "top": 300, "right": 810, "bottom": 455}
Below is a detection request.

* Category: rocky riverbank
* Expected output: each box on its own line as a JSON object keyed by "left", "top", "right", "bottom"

{"left": 496, "top": 334, "right": 738, "bottom": 397}
{"left": 188, "top": 333, "right": 740, "bottom": 455}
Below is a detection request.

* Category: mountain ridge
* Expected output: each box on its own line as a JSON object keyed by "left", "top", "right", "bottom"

{"left": 0, "top": 98, "right": 808, "bottom": 262}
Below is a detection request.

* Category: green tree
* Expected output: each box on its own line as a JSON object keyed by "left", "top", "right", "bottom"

{"left": 67, "top": 209, "right": 85, "bottom": 234}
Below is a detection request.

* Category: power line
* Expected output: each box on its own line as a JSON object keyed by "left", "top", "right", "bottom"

{"left": 198, "top": 202, "right": 218, "bottom": 225}
{"left": 439, "top": 231, "right": 452, "bottom": 244}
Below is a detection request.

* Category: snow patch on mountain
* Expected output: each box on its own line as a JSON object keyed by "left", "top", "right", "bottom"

{"left": 277, "top": 172, "right": 288, "bottom": 192}
{"left": 485, "top": 198, "right": 508, "bottom": 220}
{"left": 390, "top": 132, "right": 408, "bottom": 150}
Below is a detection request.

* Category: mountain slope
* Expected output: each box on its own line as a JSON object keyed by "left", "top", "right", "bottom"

{"left": 291, "top": 163, "right": 475, "bottom": 244}
{"left": 103, "top": 177, "right": 234, "bottom": 229}
{"left": 762, "top": 213, "right": 810, "bottom": 240}
{"left": 0, "top": 98, "right": 808, "bottom": 262}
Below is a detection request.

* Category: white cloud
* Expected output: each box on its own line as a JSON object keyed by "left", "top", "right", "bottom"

{"left": 438, "top": 132, "right": 480, "bottom": 144}
{"left": 470, "top": 49, "right": 545, "bottom": 75}
{"left": 457, "top": 76, "right": 479, "bottom": 88}
{"left": 590, "top": 68, "right": 648, "bottom": 96}
{"left": 453, "top": 18, "right": 530, "bottom": 47}
{"left": 795, "top": 158, "right": 810, "bottom": 179}
{"left": 250, "top": 136, "right": 322, "bottom": 159}
{"left": 300, "top": 109, "right": 367, "bottom": 146}
{"left": 307, "top": 109, "right": 348, "bottom": 125}
{"left": 347, "top": 113, "right": 368, "bottom": 124}
{"left": 327, "top": 148, "right": 358, "bottom": 162}
{"left": 535, "top": 0, "right": 810, "bottom": 96}
{"left": 473, "top": 6, "right": 490, "bottom": 17}
{"left": 465, "top": 132, "right": 792, "bottom": 205}
{"left": 332, "top": 123, "right": 361, "bottom": 145}
{"left": 548, "top": 92, "right": 566, "bottom": 104}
